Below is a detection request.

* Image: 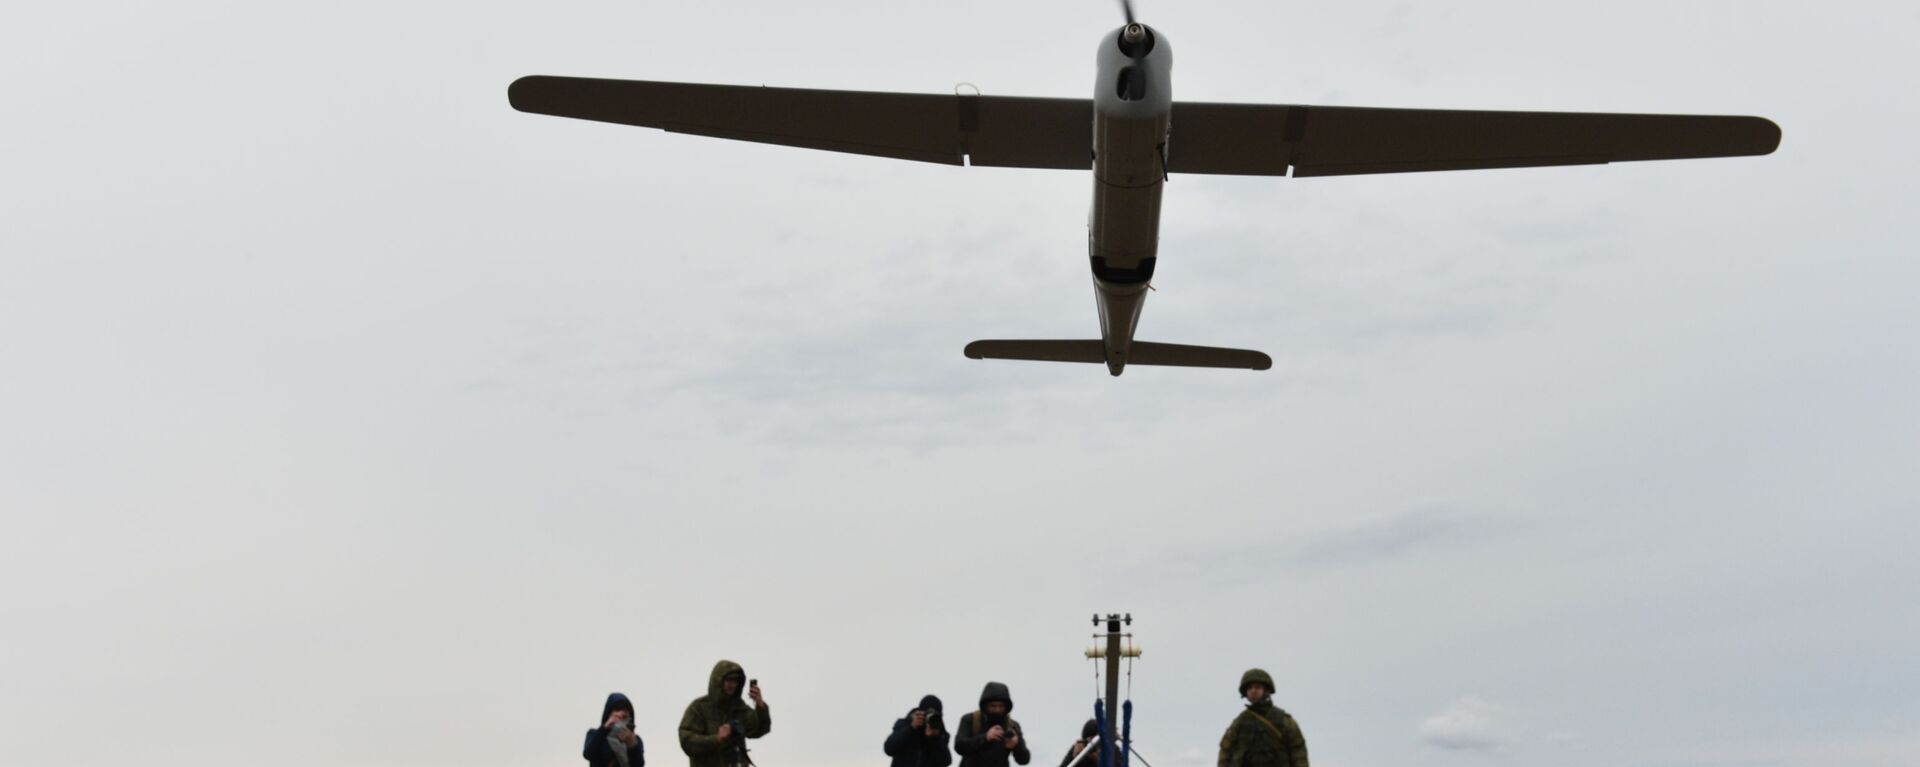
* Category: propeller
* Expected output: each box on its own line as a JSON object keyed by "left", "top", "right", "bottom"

{"left": 1119, "top": 0, "right": 1136, "bottom": 25}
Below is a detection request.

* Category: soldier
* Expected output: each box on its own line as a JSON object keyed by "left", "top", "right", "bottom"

{"left": 953, "top": 682, "right": 1031, "bottom": 767}
{"left": 1216, "top": 669, "right": 1308, "bottom": 767}
{"left": 678, "top": 660, "right": 771, "bottom": 767}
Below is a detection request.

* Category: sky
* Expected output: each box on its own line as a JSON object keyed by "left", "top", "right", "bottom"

{"left": 2, "top": 1, "right": 1917, "bottom": 766}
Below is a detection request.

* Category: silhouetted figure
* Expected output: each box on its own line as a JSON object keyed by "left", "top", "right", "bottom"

{"left": 954, "top": 682, "right": 1030, "bottom": 767}
{"left": 886, "top": 694, "right": 954, "bottom": 767}
{"left": 1059, "top": 719, "right": 1100, "bottom": 767}
{"left": 585, "top": 692, "right": 645, "bottom": 767}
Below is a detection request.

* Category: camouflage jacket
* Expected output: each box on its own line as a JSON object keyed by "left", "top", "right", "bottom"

{"left": 1221, "top": 668, "right": 1313, "bottom": 767}
{"left": 1218, "top": 700, "right": 1307, "bottom": 767}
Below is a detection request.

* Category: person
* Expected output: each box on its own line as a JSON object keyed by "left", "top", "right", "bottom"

{"left": 885, "top": 694, "right": 953, "bottom": 767}
{"left": 584, "top": 692, "right": 646, "bottom": 767}
{"left": 953, "top": 682, "right": 1030, "bottom": 767}
{"left": 1059, "top": 719, "right": 1100, "bottom": 767}
{"left": 1216, "top": 669, "right": 1308, "bottom": 767}
{"left": 678, "top": 660, "right": 771, "bottom": 767}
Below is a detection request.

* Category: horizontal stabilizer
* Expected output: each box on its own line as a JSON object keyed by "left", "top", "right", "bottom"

{"left": 965, "top": 340, "right": 1272, "bottom": 371}
{"left": 965, "top": 340, "right": 1107, "bottom": 364}
{"left": 1130, "top": 341, "right": 1273, "bottom": 370}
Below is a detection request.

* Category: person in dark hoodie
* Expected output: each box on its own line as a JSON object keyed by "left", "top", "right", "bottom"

{"left": 1058, "top": 719, "right": 1100, "bottom": 767}
{"left": 678, "top": 660, "right": 771, "bottom": 767}
{"left": 584, "top": 693, "right": 645, "bottom": 767}
{"left": 953, "top": 682, "right": 1030, "bottom": 767}
{"left": 885, "top": 694, "right": 953, "bottom": 767}
{"left": 1216, "top": 669, "right": 1308, "bottom": 767}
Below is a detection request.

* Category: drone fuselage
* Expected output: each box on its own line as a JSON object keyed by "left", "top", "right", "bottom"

{"left": 1088, "top": 25, "right": 1173, "bottom": 375}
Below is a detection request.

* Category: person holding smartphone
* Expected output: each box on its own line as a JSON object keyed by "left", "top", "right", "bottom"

{"left": 585, "top": 692, "right": 645, "bottom": 767}
{"left": 677, "top": 660, "right": 771, "bottom": 767}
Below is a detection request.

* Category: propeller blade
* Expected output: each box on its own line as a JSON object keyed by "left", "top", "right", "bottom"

{"left": 1118, "top": 0, "right": 1136, "bottom": 25}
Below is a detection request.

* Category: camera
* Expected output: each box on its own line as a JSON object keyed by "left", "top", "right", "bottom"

{"left": 921, "top": 707, "right": 943, "bottom": 730}
{"left": 725, "top": 720, "right": 751, "bottom": 767}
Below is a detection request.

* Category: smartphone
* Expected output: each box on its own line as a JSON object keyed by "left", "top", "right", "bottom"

{"left": 749, "top": 678, "right": 758, "bottom": 686}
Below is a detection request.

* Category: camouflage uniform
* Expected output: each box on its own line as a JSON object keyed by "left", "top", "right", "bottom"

{"left": 678, "top": 660, "right": 772, "bottom": 767}
{"left": 1216, "top": 669, "right": 1307, "bottom": 767}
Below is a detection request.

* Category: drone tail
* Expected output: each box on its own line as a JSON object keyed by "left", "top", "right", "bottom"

{"left": 964, "top": 340, "right": 1271, "bottom": 375}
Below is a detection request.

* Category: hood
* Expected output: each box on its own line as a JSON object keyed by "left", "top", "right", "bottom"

{"left": 978, "top": 681, "right": 1013, "bottom": 715}
{"left": 1239, "top": 668, "right": 1276, "bottom": 698}
{"left": 1081, "top": 719, "right": 1099, "bottom": 740}
{"left": 918, "top": 694, "right": 945, "bottom": 714}
{"left": 708, "top": 659, "right": 747, "bottom": 702}
{"left": 602, "top": 692, "right": 635, "bottom": 723}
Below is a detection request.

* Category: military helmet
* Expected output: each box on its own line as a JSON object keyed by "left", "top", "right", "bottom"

{"left": 1239, "top": 668, "right": 1276, "bottom": 697}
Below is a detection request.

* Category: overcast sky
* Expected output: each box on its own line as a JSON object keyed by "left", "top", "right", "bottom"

{"left": 3, "top": 2, "right": 1917, "bottom": 766}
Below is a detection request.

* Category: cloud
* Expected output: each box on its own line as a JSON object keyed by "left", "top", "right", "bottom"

{"left": 1156, "top": 507, "right": 1526, "bottom": 588}
{"left": 1419, "top": 697, "right": 1511, "bottom": 751}
{"left": 1288, "top": 508, "right": 1513, "bottom": 568}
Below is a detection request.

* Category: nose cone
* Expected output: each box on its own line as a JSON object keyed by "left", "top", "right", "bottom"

{"left": 1114, "top": 23, "right": 1157, "bottom": 59}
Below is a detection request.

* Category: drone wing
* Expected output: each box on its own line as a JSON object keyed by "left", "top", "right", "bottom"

{"left": 510, "top": 78, "right": 1778, "bottom": 176}
{"left": 1166, "top": 102, "right": 1780, "bottom": 176}
{"left": 508, "top": 76, "right": 1092, "bottom": 170}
